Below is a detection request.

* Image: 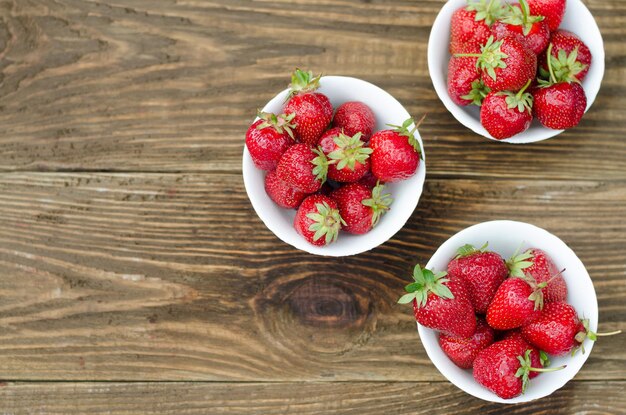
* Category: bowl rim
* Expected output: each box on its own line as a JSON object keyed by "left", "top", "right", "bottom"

{"left": 242, "top": 75, "right": 427, "bottom": 257}
{"left": 427, "top": 0, "right": 605, "bottom": 144}
{"left": 418, "top": 219, "right": 598, "bottom": 403}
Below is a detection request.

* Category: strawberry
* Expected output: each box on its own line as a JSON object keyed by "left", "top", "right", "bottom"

{"left": 500, "top": 330, "right": 550, "bottom": 378}
{"left": 450, "top": 0, "right": 505, "bottom": 52}
{"left": 331, "top": 182, "right": 392, "bottom": 235}
{"left": 539, "top": 30, "right": 592, "bottom": 82}
{"left": 332, "top": 101, "right": 376, "bottom": 141}
{"left": 449, "top": 41, "right": 482, "bottom": 56}
{"left": 527, "top": 0, "right": 566, "bottom": 32}
{"left": 521, "top": 302, "right": 622, "bottom": 356}
{"left": 486, "top": 274, "right": 546, "bottom": 330}
{"left": 447, "top": 243, "right": 508, "bottom": 314}
{"left": 398, "top": 265, "right": 476, "bottom": 338}
{"left": 318, "top": 128, "right": 372, "bottom": 183}
{"left": 492, "top": 0, "right": 550, "bottom": 55}
{"left": 439, "top": 318, "right": 495, "bottom": 369}
{"left": 245, "top": 112, "right": 295, "bottom": 171}
{"left": 534, "top": 44, "right": 587, "bottom": 129}
{"left": 276, "top": 143, "right": 330, "bottom": 194}
{"left": 283, "top": 69, "right": 333, "bottom": 145}
{"left": 370, "top": 117, "right": 423, "bottom": 183}
{"left": 457, "top": 36, "right": 537, "bottom": 93}
{"left": 447, "top": 56, "right": 489, "bottom": 106}
{"left": 264, "top": 170, "right": 306, "bottom": 209}
{"left": 473, "top": 338, "right": 564, "bottom": 399}
{"left": 480, "top": 79, "right": 534, "bottom": 139}
{"left": 294, "top": 194, "right": 345, "bottom": 246}
{"left": 507, "top": 247, "right": 567, "bottom": 303}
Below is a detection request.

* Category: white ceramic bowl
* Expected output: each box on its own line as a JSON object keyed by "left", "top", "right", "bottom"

{"left": 428, "top": 0, "right": 605, "bottom": 143}
{"left": 420, "top": 220, "right": 598, "bottom": 403}
{"left": 242, "top": 76, "right": 427, "bottom": 256}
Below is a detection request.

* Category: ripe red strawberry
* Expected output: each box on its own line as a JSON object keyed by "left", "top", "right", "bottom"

{"left": 245, "top": 112, "right": 295, "bottom": 170}
{"left": 283, "top": 69, "right": 333, "bottom": 145}
{"left": 486, "top": 275, "right": 546, "bottom": 330}
{"left": 398, "top": 265, "right": 476, "bottom": 338}
{"left": 500, "top": 330, "right": 549, "bottom": 379}
{"left": 491, "top": 0, "right": 550, "bottom": 55}
{"left": 447, "top": 56, "right": 489, "bottom": 106}
{"left": 534, "top": 81, "right": 586, "bottom": 129}
{"left": 450, "top": 0, "right": 505, "bottom": 52}
{"left": 507, "top": 247, "right": 567, "bottom": 303}
{"left": 332, "top": 101, "right": 376, "bottom": 141}
{"left": 527, "top": 0, "right": 566, "bottom": 31}
{"left": 473, "top": 338, "right": 564, "bottom": 399}
{"left": 276, "top": 143, "right": 330, "bottom": 194}
{"left": 447, "top": 243, "right": 508, "bottom": 314}
{"left": 480, "top": 79, "right": 534, "bottom": 139}
{"left": 521, "top": 302, "right": 622, "bottom": 356}
{"left": 539, "top": 30, "right": 592, "bottom": 82}
{"left": 264, "top": 170, "right": 306, "bottom": 209}
{"left": 318, "top": 128, "right": 372, "bottom": 183}
{"left": 294, "top": 194, "right": 345, "bottom": 246}
{"left": 439, "top": 318, "right": 495, "bottom": 369}
{"left": 370, "top": 117, "right": 423, "bottom": 183}
{"left": 457, "top": 36, "right": 537, "bottom": 93}
{"left": 331, "top": 182, "right": 392, "bottom": 235}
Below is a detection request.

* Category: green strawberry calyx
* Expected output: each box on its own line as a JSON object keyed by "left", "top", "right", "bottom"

{"left": 327, "top": 131, "right": 373, "bottom": 171}
{"left": 466, "top": 0, "right": 505, "bottom": 26}
{"left": 506, "top": 246, "right": 534, "bottom": 278}
{"left": 539, "top": 43, "right": 588, "bottom": 88}
{"left": 256, "top": 111, "right": 296, "bottom": 139}
{"left": 572, "top": 318, "right": 622, "bottom": 356}
{"left": 515, "top": 349, "right": 566, "bottom": 393}
{"left": 386, "top": 115, "right": 426, "bottom": 159}
{"left": 397, "top": 265, "right": 454, "bottom": 307}
{"left": 311, "top": 147, "right": 333, "bottom": 184}
{"left": 362, "top": 181, "right": 393, "bottom": 228}
{"left": 461, "top": 79, "right": 491, "bottom": 106}
{"left": 288, "top": 68, "right": 322, "bottom": 98}
{"left": 454, "top": 242, "right": 489, "bottom": 259}
{"left": 306, "top": 202, "right": 346, "bottom": 245}
{"left": 497, "top": 78, "right": 534, "bottom": 114}
{"left": 514, "top": 268, "right": 564, "bottom": 311}
{"left": 500, "top": 0, "right": 544, "bottom": 36}
{"left": 455, "top": 36, "right": 509, "bottom": 82}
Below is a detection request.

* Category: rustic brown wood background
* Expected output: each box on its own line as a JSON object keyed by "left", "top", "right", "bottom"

{"left": 0, "top": 0, "right": 624, "bottom": 413}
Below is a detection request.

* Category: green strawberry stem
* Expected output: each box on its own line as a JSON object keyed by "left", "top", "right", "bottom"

{"left": 327, "top": 132, "right": 373, "bottom": 171}
{"left": 498, "top": 79, "right": 534, "bottom": 114}
{"left": 455, "top": 37, "right": 508, "bottom": 81}
{"left": 256, "top": 111, "right": 296, "bottom": 139}
{"left": 397, "top": 265, "right": 453, "bottom": 307}
{"left": 595, "top": 330, "right": 622, "bottom": 336}
{"left": 573, "top": 319, "right": 622, "bottom": 355}
{"left": 546, "top": 43, "right": 558, "bottom": 85}
{"left": 287, "top": 68, "right": 322, "bottom": 99}
{"left": 386, "top": 115, "right": 426, "bottom": 158}
{"left": 362, "top": 182, "right": 393, "bottom": 227}
{"left": 306, "top": 202, "right": 345, "bottom": 245}
{"left": 536, "top": 268, "right": 566, "bottom": 290}
{"left": 516, "top": 349, "right": 566, "bottom": 393}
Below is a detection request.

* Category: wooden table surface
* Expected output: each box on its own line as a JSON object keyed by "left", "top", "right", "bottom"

{"left": 0, "top": 0, "right": 625, "bottom": 413}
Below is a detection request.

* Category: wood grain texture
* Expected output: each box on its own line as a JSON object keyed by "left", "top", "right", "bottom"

{"left": 0, "top": 381, "right": 624, "bottom": 415}
{"left": 0, "top": 173, "right": 623, "bottom": 381}
{"left": 0, "top": 0, "right": 624, "bottom": 179}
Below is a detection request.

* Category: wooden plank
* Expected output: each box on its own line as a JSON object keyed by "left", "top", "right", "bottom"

{"left": 0, "top": 381, "right": 624, "bottom": 414}
{"left": 0, "top": 0, "right": 625, "bottom": 178}
{"left": 0, "top": 173, "right": 624, "bottom": 381}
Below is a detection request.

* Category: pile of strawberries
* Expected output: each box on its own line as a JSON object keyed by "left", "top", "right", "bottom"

{"left": 447, "top": 0, "right": 592, "bottom": 139}
{"left": 398, "top": 244, "right": 619, "bottom": 399}
{"left": 246, "top": 69, "right": 424, "bottom": 247}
